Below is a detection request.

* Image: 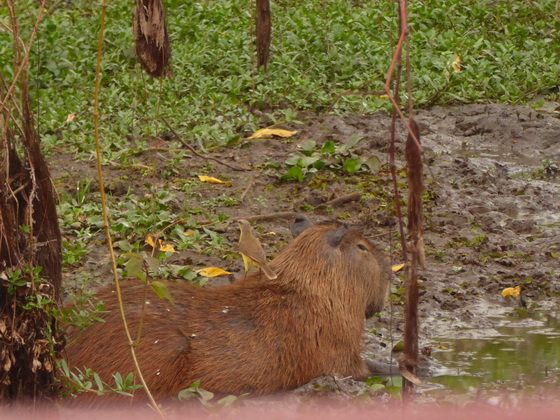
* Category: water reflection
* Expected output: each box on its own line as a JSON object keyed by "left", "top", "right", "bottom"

{"left": 428, "top": 316, "right": 560, "bottom": 393}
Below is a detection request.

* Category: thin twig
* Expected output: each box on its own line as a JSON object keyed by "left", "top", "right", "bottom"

{"left": 317, "top": 192, "right": 361, "bottom": 208}
{"left": 0, "top": 2, "right": 46, "bottom": 113}
{"left": 388, "top": 58, "right": 408, "bottom": 267}
{"left": 0, "top": 26, "right": 25, "bottom": 137}
{"left": 92, "top": 1, "right": 163, "bottom": 415}
{"left": 161, "top": 116, "right": 251, "bottom": 171}
{"left": 365, "top": 231, "right": 396, "bottom": 239}
{"left": 240, "top": 178, "right": 255, "bottom": 202}
{"left": 405, "top": 20, "right": 413, "bottom": 118}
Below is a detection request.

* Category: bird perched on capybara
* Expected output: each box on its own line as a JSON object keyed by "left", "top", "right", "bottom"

{"left": 237, "top": 219, "right": 277, "bottom": 280}
{"left": 64, "top": 222, "right": 391, "bottom": 401}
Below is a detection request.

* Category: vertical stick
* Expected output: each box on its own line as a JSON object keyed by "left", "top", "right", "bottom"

{"left": 256, "top": 0, "right": 271, "bottom": 70}
{"left": 402, "top": 119, "right": 423, "bottom": 401}
{"left": 386, "top": 0, "right": 423, "bottom": 403}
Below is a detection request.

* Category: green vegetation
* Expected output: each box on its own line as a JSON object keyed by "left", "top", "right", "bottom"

{"left": 178, "top": 381, "right": 249, "bottom": 407}
{"left": 59, "top": 360, "right": 142, "bottom": 398}
{"left": 281, "top": 136, "right": 380, "bottom": 181}
{"left": 1, "top": 0, "right": 558, "bottom": 159}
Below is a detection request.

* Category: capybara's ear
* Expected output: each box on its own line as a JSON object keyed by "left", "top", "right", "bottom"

{"left": 326, "top": 225, "right": 348, "bottom": 247}
{"left": 290, "top": 214, "right": 313, "bottom": 238}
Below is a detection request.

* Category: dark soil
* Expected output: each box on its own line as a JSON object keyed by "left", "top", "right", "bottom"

{"left": 49, "top": 103, "right": 560, "bottom": 401}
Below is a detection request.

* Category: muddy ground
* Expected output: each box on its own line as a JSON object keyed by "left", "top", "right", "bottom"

{"left": 50, "top": 103, "right": 560, "bottom": 403}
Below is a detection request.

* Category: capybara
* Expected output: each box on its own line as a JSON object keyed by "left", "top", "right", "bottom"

{"left": 65, "top": 222, "right": 391, "bottom": 400}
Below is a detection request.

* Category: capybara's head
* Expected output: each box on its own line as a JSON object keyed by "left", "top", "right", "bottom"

{"left": 272, "top": 222, "right": 391, "bottom": 318}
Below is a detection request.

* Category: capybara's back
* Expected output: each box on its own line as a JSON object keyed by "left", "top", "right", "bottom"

{"left": 65, "top": 222, "right": 391, "bottom": 400}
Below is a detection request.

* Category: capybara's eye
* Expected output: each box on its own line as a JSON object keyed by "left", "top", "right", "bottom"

{"left": 357, "top": 244, "right": 368, "bottom": 251}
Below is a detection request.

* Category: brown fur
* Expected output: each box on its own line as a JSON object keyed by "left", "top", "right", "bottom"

{"left": 64, "top": 223, "right": 391, "bottom": 400}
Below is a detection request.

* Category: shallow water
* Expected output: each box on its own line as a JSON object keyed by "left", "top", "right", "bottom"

{"left": 426, "top": 314, "right": 560, "bottom": 394}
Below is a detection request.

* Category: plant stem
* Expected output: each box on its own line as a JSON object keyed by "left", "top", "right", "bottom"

{"left": 92, "top": 0, "right": 164, "bottom": 416}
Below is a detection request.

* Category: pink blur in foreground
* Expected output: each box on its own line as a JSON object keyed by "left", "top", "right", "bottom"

{"left": 1, "top": 399, "right": 560, "bottom": 420}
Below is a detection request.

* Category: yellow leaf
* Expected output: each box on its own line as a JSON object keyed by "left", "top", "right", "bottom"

{"left": 392, "top": 263, "right": 405, "bottom": 272}
{"left": 501, "top": 286, "right": 521, "bottom": 297}
{"left": 160, "top": 243, "right": 177, "bottom": 253}
{"left": 196, "top": 267, "right": 232, "bottom": 277}
{"left": 66, "top": 113, "right": 76, "bottom": 123}
{"left": 267, "top": 231, "right": 277, "bottom": 236}
{"left": 184, "top": 230, "right": 196, "bottom": 236}
{"left": 145, "top": 235, "right": 157, "bottom": 248}
{"left": 198, "top": 175, "right": 229, "bottom": 184}
{"left": 247, "top": 128, "right": 297, "bottom": 140}
{"left": 452, "top": 53, "right": 461, "bottom": 73}
{"left": 145, "top": 235, "right": 177, "bottom": 253}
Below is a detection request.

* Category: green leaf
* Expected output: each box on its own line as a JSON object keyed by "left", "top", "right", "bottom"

{"left": 368, "top": 383, "right": 386, "bottom": 393}
{"left": 124, "top": 372, "right": 135, "bottom": 387}
{"left": 93, "top": 373, "right": 104, "bottom": 392}
{"left": 313, "top": 160, "right": 327, "bottom": 170}
{"left": 365, "top": 376, "right": 383, "bottom": 385}
{"left": 320, "top": 141, "right": 336, "bottom": 154}
{"left": 144, "top": 256, "right": 160, "bottom": 274}
{"left": 281, "top": 166, "right": 304, "bottom": 182}
{"left": 285, "top": 155, "right": 301, "bottom": 166}
{"left": 115, "top": 390, "right": 134, "bottom": 397}
{"left": 343, "top": 157, "right": 363, "bottom": 174}
{"left": 217, "top": 394, "right": 238, "bottom": 407}
{"left": 177, "top": 389, "right": 191, "bottom": 401}
{"left": 347, "top": 135, "right": 363, "bottom": 147}
{"left": 89, "top": 215, "right": 104, "bottom": 228}
{"left": 385, "top": 385, "right": 402, "bottom": 398}
{"left": 59, "top": 360, "right": 70, "bottom": 377}
{"left": 300, "top": 156, "right": 320, "bottom": 168}
{"left": 299, "top": 140, "right": 316, "bottom": 155}
{"left": 388, "top": 375, "right": 403, "bottom": 387}
{"left": 113, "top": 240, "right": 132, "bottom": 251}
{"left": 150, "top": 281, "right": 175, "bottom": 305}
{"left": 46, "top": 60, "right": 60, "bottom": 76}
{"left": 392, "top": 341, "right": 404, "bottom": 353}
{"left": 124, "top": 253, "right": 146, "bottom": 282}
{"left": 113, "top": 372, "right": 123, "bottom": 388}
{"left": 364, "top": 156, "right": 381, "bottom": 173}
{"left": 197, "top": 388, "right": 215, "bottom": 402}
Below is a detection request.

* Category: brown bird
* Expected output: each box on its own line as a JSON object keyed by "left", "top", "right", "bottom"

{"left": 237, "top": 219, "right": 277, "bottom": 280}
